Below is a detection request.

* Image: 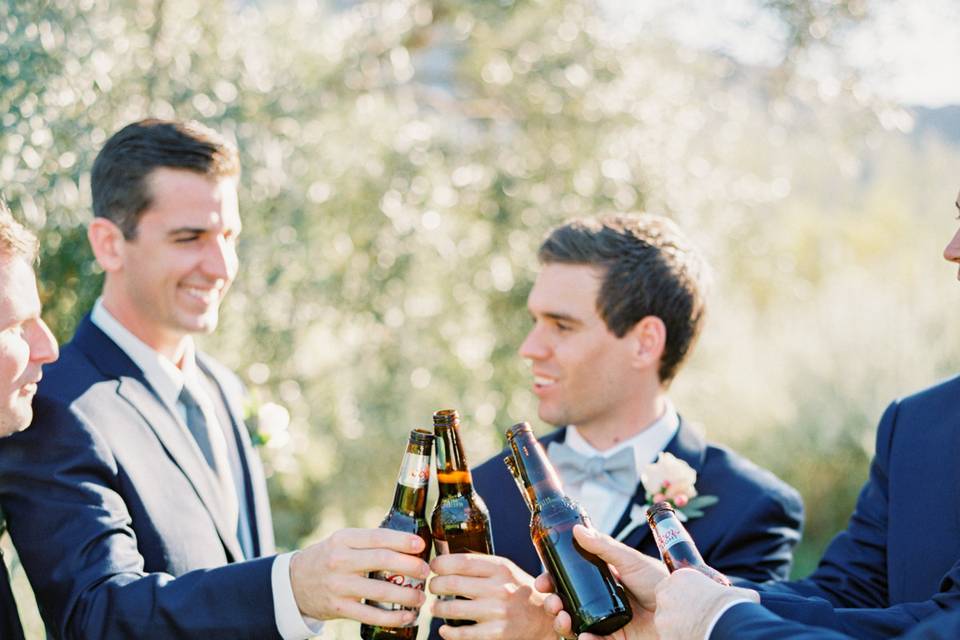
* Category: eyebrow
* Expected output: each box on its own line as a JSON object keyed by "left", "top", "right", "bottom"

{"left": 542, "top": 311, "right": 582, "bottom": 325}
{"left": 167, "top": 227, "right": 208, "bottom": 236}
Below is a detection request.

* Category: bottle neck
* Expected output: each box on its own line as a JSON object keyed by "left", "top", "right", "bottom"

{"left": 508, "top": 429, "right": 566, "bottom": 507}
{"left": 435, "top": 423, "right": 474, "bottom": 498}
{"left": 392, "top": 445, "right": 431, "bottom": 517}
{"left": 649, "top": 509, "right": 705, "bottom": 564}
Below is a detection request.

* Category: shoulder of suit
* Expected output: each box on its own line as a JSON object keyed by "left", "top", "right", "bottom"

{"left": 699, "top": 441, "right": 803, "bottom": 511}
{"left": 894, "top": 373, "right": 960, "bottom": 411}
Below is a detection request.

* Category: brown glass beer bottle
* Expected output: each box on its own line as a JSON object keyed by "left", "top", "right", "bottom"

{"left": 431, "top": 409, "right": 495, "bottom": 626}
{"left": 645, "top": 501, "right": 731, "bottom": 586}
{"left": 504, "top": 422, "right": 632, "bottom": 635}
{"left": 360, "top": 429, "right": 435, "bottom": 640}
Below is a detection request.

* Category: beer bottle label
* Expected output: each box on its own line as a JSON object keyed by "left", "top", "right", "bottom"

{"left": 655, "top": 518, "right": 694, "bottom": 553}
{"left": 367, "top": 571, "right": 425, "bottom": 626}
{"left": 398, "top": 453, "right": 431, "bottom": 488}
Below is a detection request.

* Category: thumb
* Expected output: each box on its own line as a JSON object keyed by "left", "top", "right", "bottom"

{"left": 572, "top": 524, "right": 637, "bottom": 567}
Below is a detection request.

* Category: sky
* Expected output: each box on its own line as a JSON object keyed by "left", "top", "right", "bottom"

{"left": 602, "top": 0, "right": 960, "bottom": 108}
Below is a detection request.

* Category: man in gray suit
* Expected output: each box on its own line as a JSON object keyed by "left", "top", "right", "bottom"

{"left": 0, "top": 120, "right": 428, "bottom": 639}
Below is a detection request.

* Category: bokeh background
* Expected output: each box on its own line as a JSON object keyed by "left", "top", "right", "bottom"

{"left": 3, "top": 0, "right": 960, "bottom": 637}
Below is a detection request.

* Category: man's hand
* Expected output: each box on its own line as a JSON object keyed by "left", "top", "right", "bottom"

{"left": 535, "top": 524, "right": 667, "bottom": 640}
{"left": 429, "top": 553, "right": 555, "bottom": 640}
{"left": 289, "top": 528, "right": 430, "bottom": 627}
{"left": 654, "top": 568, "right": 760, "bottom": 640}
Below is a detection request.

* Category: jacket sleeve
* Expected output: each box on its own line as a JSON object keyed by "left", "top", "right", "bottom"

{"left": 757, "top": 559, "right": 960, "bottom": 640}
{"left": 0, "top": 395, "right": 281, "bottom": 640}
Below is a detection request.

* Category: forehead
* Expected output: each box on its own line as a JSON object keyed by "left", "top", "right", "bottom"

{"left": 0, "top": 256, "right": 40, "bottom": 326}
{"left": 528, "top": 263, "right": 604, "bottom": 313}
{"left": 142, "top": 167, "right": 240, "bottom": 229}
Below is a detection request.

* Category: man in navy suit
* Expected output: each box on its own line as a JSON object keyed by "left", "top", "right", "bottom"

{"left": 0, "top": 198, "right": 60, "bottom": 640}
{"left": 427, "top": 214, "right": 803, "bottom": 640}
{"left": 0, "top": 120, "right": 430, "bottom": 639}
{"left": 544, "top": 190, "right": 960, "bottom": 640}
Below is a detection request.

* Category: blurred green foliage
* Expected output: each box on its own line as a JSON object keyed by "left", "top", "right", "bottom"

{"left": 3, "top": 0, "right": 960, "bottom": 637}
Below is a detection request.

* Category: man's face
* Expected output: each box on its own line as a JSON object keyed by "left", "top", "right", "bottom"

{"left": 115, "top": 168, "right": 241, "bottom": 350}
{"left": 943, "top": 189, "right": 960, "bottom": 277}
{"left": 518, "top": 262, "right": 641, "bottom": 431}
{"left": 0, "top": 256, "right": 58, "bottom": 437}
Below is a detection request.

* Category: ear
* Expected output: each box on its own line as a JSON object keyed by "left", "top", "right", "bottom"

{"left": 627, "top": 315, "right": 666, "bottom": 371}
{"left": 87, "top": 218, "right": 127, "bottom": 273}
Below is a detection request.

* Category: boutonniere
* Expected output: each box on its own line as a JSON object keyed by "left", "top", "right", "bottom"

{"left": 243, "top": 396, "right": 291, "bottom": 449}
{"left": 641, "top": 452, "right": 718, "bottom": 521}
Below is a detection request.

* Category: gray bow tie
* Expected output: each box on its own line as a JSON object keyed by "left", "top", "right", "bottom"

{"left": 547, "top": 441, "right": 637, "bottom": 495}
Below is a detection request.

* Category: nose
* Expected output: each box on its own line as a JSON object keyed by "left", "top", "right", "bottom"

{"left": 203, "top": 234, "right": 238, "bottom": 283}
{"left": 943, "top": 227, "right": 960, "bottom": 263}
{"left": 518, "top": 323, "right": 549, "bottom": 361}
{"left": 28, "top": 318, "right": 59, "bottom": 366}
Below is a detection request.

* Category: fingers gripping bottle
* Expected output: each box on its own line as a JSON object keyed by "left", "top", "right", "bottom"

{"left": 361, "top": 429, "right": 434, "bottom": 640}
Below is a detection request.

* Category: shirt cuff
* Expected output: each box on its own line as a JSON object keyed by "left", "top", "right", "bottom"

{"left": 273, "top": 551, "right": 325, "bottom": 640}
{"left": 704, "top": 598, "right": 755, "bottom": 640}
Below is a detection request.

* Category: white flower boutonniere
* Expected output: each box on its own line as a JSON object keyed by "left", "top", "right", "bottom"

{"left": 641, "top": 452, "right": 718, "bottom": 521}
{"left": 244, "top": 398, "right": 291, "bottom": 449}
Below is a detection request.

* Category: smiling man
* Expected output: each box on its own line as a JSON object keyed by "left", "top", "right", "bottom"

{"left": 0, "top": 120, "right": 430, "bottom": 639}
{"left": 427, "top": 214, "right": 804, "bottom": 640}
{"left": 0, "top": 198, "right": 59, "bottom": 640}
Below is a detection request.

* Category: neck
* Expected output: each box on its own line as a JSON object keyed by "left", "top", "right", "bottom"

{"left": 101, "top": 283, "right": 189, "bottom": 365}
{"left": 574, "top": 386, "right": 667, "bottom": 451}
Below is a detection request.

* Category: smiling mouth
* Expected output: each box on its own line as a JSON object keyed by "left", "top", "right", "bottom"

{"left": 181, "top": 286, "right": 218, "bottom": 305}
{"left": 533, "top": 376, "right": 556, "bottom": 388}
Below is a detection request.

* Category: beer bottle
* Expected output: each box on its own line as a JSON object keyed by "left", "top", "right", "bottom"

{"left": 360, "top": 429, "right": 435, "bottom": 640}
{"left": 431, "top": 409, "right": 495, "bottom": 626}
{"left": 645, "top": 501, "right": 731, "bottom": 586}
{"left": 504, "top": 422, "right": 632, "bottom": 636}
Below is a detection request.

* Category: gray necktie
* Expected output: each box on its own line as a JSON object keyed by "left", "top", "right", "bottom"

{"left": 178, "top": 384, "right": 240, "bottom": 536}
{"left": 547, "top": 441, "right": 637, "bottom": 495}
{"left": 179, "top": 385, "right": 218, "bottom": 472}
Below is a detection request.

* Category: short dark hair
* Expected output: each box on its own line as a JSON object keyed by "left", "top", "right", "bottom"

{"left": 91, "top": 119, "right": 240, "bottom": 239}
{"left": 0, "top": 197, "right": 38, "bottom": 264}
{"left": 538, "top": 213, "right": 708, "bottom": 384}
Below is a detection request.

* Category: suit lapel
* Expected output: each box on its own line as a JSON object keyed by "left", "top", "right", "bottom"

{"left": 73, "top": 316, "right": 245, "bottom": 562}
{"left": 196, "top": 356, "right": 275, "bottom": 556}
{"left": 611, "top": 417, "right": 708, "bottom": 551}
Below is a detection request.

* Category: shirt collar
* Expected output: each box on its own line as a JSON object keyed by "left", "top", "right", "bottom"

{"left": 90, "top": 299, "right": 197, "bottom": 408}
{"left": 565, "top": 400, "right": 680, "bottom": 476}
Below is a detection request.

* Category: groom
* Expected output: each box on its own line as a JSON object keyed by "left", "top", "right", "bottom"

{"left": 428, "top": 214, "right": 804, "bottom": 640}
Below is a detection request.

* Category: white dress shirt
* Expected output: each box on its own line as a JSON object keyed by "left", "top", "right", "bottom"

{"left": 91, "top": 300, "right": 321, "bottom": 639}
{"left": 554, "top": 402, "right": 680, "bottom": 535}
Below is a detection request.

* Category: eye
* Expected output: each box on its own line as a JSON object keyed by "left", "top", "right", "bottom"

{"left": 173, "top": 234, "right": 201, "bottom": 243}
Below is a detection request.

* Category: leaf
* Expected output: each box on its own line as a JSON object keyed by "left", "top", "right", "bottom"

{"left": 687, "top": 495, "right": 719, "bottom": 509}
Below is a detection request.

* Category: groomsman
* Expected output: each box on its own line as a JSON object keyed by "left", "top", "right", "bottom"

{"left": 428, "top": 214, "right": 804, "bottom": 640}
{"left": 0, "top": 198, "right": 60, "bottom": 640}
{"left": 545, "top": 189, "right": 960, "bottom": 640}
{"left": 0, "top": 120, "right": 429, "bottom": 639}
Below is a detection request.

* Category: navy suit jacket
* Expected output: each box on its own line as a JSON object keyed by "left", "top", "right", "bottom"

{"left": 715, "top": 600, "right": 960, "bottom": 640}
{"left": 1, "top": 545, "right": 25, "bottom": 640}
{"left": 742, "top": 375, "right": 960, "bottom": 638}
{"left": 429, "top": 418, "right": 804, "bottom": 639}
{"left": 0, "top": 316, "right": 281, "bottom": 639}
